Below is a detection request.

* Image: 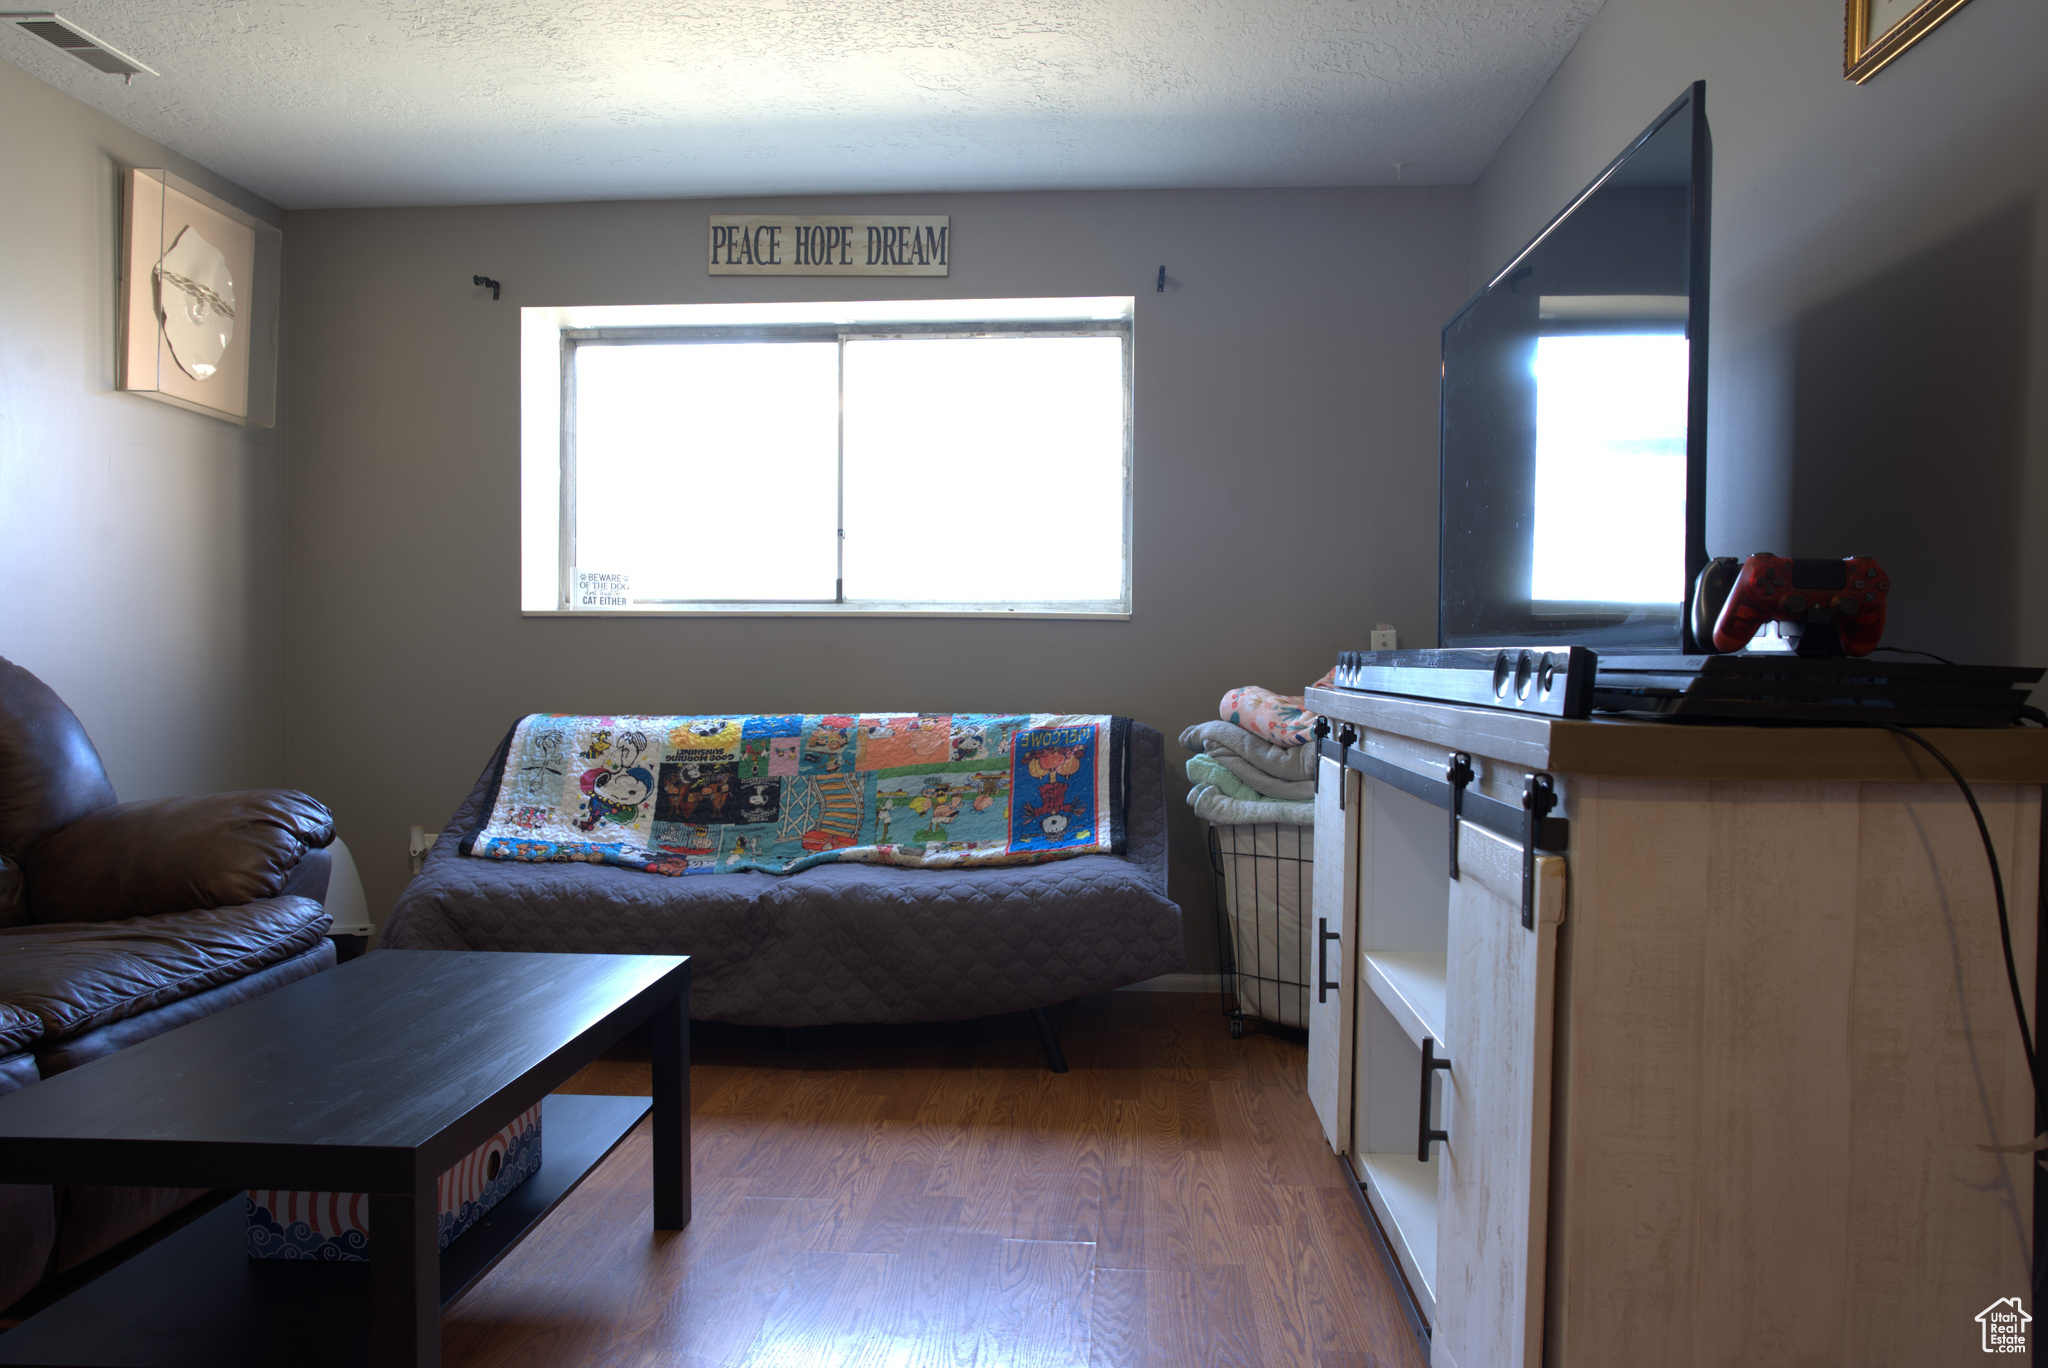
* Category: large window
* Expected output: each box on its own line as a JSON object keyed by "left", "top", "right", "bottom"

{"left": 522, "top": 299, "right": 1133, "bottom": 616}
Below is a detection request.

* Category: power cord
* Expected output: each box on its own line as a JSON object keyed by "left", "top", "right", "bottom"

{"left": 1869, "top": 646, "right": 1958, "bottom": 665}
{"left": 1879, "top": 724, "right": 2045, "bottom": 1309}
{"left": 1880, "top": 725, "right": 2035, "bottom": 1079}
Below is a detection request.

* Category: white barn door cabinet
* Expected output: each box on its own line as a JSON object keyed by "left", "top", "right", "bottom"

{"left": 1304, "top": 687, "right": 2042, "bottom": 1367}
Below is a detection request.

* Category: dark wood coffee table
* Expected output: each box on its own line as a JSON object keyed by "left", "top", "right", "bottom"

{"left": 0, "top": 949, "right": 690, "bottom": 1368}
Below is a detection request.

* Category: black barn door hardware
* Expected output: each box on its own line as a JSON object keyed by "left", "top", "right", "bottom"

{"left": 1445, "top": 752, "right": 1474, "bottom": 878}
{"left": 1335, "top": 724, "right": 1357, "bottom": 809}
{"left": 1417, "top": 1036, "right": 1452, "bottom": 1160}
{"left": 1317, "top": 737, "right": 1567, "bottom": 851}
{"left": 1317, "top": 917, "right": 1342, "bottom": 1004}
{"left": 1521, "top": 773, "right": 1557, "bottom": 929}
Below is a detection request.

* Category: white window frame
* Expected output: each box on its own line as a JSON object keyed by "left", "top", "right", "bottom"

{"left": 521, "top": 298, "right": 1134, "bottom": 618}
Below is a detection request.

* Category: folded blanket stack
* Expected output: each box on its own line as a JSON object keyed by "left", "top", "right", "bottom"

{"left": 1180, "top": 670, "right": 1332, "bottom": 827}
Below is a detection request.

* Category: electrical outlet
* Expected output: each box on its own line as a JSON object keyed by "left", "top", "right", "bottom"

{"left": 1370, "top": 624, "right": 1398, "bottom": 651}
{"left": 408, "top": 825, "right": 440, "bottom": 876}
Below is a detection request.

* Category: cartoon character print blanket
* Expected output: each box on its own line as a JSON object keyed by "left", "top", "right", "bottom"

{"left": 462, "top": 712, "right": 1130, "bottom": 876}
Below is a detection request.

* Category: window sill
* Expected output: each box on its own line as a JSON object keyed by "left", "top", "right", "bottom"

{"left": 524, "top": 604, "right": 1131, "bottom": 620}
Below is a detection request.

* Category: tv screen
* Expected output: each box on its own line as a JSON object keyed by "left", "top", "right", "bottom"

{"left": 1439, "top": 82, "right": 1710, "bottom": 652}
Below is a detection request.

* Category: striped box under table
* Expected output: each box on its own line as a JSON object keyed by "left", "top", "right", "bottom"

{"left": 245, "top": 1103, "right": 542, "bottom": 1259}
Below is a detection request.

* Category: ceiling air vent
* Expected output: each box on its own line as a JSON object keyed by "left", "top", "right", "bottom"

{"left": 2, "top": 12, "right": 154, "bottom": 77}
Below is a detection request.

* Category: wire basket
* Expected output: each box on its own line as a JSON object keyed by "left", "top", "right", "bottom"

{"left": 1207, "top": 822, "right": 1315, "bottom": 1038}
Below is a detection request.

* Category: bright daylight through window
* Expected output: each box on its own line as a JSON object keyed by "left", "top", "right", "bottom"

{"left": 522, "top": 299, "right": 1133, "bottom": 616}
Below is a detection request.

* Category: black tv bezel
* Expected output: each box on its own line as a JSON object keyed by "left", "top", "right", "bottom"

{"left": 1436, "top": 80, "right": 1713, "bottom": 653}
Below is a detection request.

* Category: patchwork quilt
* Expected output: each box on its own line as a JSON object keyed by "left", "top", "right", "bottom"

{"left": 462, "top": 712, "right": 1129, "bottom": 876}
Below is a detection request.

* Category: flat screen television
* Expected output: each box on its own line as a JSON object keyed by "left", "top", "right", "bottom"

{"left": 1439, "top": 82, "right": 1711, "bottom": 653}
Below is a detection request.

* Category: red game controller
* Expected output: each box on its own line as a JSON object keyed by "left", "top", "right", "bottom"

{"left": 1712, "top": 554, "right": 1890, "bottom": 656}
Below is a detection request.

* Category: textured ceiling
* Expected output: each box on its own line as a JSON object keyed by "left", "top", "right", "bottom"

{"left": 1, "top": 1, "right": 1601, "bottom": 209}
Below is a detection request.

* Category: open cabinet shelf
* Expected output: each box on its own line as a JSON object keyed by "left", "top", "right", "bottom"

{"left": 1362, "top": 951, "right": 1447, "bottom": 1050}
{"left": 1315, "top": 750, "right": 1568, "bottom": 1368}
{"left": 1358, "top": 1150, "right": 1439, "bottom": 1319}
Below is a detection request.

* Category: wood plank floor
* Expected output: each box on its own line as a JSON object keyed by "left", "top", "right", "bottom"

{"left": 441, "top": 991, "right": 1426, "bottom": 1368}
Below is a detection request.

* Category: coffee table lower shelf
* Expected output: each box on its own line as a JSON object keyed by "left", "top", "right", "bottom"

{"left": 0, "top": 1092, "right": 649, "bottom": 1368}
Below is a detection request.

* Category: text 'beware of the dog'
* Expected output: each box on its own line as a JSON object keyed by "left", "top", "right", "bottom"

{"left": 708, "top": 216, "right": 949, "bottom": 276}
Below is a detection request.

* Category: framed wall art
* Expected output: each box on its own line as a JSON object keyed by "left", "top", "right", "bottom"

{"left": 1844, "top": 0, "right": 1976, "bottom": 82}
{"left": 119, "top": 168, "right": 281, "bottom": 426}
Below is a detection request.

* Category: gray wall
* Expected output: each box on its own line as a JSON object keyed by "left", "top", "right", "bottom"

{"left": 0, "top": 59, "right": 288, "bottom": 801}
{"left": 1472, "top": 0, "right": 2048, "bottom": 668}
{"left": 283, "top": 186, "right": 1474, "bottom": 960}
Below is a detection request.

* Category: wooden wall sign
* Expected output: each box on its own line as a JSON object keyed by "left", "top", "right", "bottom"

{"left": 708, "top": 215, "right": 949, "bottom": 276}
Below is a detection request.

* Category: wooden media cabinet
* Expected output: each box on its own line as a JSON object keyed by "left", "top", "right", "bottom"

{"left": 1304, "top": 686, "right": 2045, "bottom": 1367}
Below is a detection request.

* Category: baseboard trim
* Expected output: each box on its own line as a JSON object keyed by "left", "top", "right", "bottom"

{"left": 1116, "top": 972, "right": 1217, "bottom": 993}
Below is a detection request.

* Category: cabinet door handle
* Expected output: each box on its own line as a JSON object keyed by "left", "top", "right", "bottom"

{"left": 1417, "top": 1036, "right": 1452, "bottom": 1161}
{"left": 1317, "top": 918, "right": 1341, "bottom": 1004}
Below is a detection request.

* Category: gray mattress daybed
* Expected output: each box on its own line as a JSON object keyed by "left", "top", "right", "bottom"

{"left": 381, "top": 720, "right": 1185, "bottom": 1040}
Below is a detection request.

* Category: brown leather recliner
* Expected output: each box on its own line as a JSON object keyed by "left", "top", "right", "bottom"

{"left": 0, "top": 656, "right": 339, "bottom": 1312}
